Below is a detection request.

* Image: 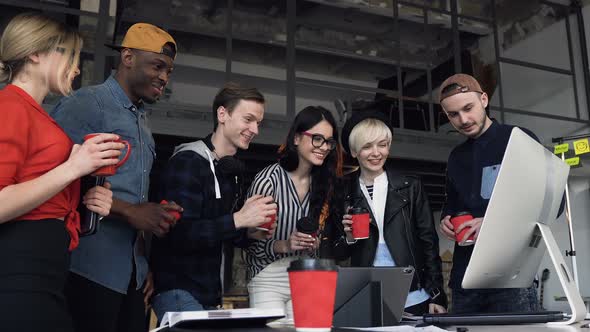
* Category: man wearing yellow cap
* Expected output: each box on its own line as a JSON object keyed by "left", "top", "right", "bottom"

{"left": 51, "top": 23, "right": 181, "bottom": 332}
{"left": 437, "top": 73, "right": 540, "bottom": 314}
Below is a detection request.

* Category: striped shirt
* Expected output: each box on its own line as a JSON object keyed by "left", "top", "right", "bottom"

{"left": 243, "top": 163, "right": 315, "bottom": 279}
{"left": 366, "top": 184, "right": 374, "bottom": 200}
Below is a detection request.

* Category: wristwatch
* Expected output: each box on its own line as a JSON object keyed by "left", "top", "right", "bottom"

{"left": 429, "top": 287, "right": 441, "bottom": 300}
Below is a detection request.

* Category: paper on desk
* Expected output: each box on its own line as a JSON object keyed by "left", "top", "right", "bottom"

{"left": 149, "top": 326, "right": 167, "bottom": 332}
{"left": 266, "top": 317, "right": 294, "bottom": 326}
{"left": 149, "top": 308, "right": 285, "bottom": 332}
{"left": 350, "top": 325, "right": 447, "bottom": 332}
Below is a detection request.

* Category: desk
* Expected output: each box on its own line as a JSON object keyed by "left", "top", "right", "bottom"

{"left": 162, "top": 322, "right": 590, "bottom": 332}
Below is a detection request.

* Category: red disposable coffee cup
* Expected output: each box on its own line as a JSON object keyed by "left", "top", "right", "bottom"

{"left": 350, "top": 207, "right": 370, "bottom": 240}
{"left": 84, "top": 133, "right": 131, "bottom": 177}
{"left": 256, "top": 205, "right": 277, "bottom": 232}
{"left": 451, "top": 211, "right": 475, "bottom": 246}
{"left": 288, "top": 259, "right": 338, "bottom": 331}
{"left": 160, "top": 200, "right": 181, "bottom": 223}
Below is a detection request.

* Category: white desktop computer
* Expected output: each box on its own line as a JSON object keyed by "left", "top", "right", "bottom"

{"left": 462, "top": 128, "right": 586, "bottom": 325}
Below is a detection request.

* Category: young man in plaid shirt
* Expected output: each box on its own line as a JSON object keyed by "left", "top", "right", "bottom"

{"left": 150, "top": 83, "right": 277, "bottom": 321}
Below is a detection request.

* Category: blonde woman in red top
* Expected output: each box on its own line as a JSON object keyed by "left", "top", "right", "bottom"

{"left": 0, "top": 13, "right": 123, "bottom": 331}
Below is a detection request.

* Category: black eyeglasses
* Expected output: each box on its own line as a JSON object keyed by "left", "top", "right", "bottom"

{"left": 302, "top": 132, "right": 337, "bottom": 151}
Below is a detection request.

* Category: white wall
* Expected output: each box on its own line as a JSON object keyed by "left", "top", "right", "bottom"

{"left": 538, "top": 176, "right": 590, "bottom": 312}
{"left": 489, "top": 9, "right": 590, "bottom": 144}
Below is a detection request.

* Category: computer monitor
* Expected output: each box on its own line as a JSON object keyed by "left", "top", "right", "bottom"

{"left": 333, "top": 266, "right": 414, "bottom": 327}
{"left": 461, "top": 127, "right": 586, "bottom": 324}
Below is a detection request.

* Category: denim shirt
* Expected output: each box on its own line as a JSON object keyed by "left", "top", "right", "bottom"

{"left": 50, "top": 75, "right": 154, "bottom": 294}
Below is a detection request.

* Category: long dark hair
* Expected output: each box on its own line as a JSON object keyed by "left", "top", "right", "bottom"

{"left": 278, "top": 106, "right": 343, "bottom": 230}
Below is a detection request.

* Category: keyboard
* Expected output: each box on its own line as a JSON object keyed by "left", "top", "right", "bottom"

{"left": 423, "top": 311, "right": 566, "bottom": 325}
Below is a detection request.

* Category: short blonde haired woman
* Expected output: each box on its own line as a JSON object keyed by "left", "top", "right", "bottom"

{"left": 327, "top": 112, "right": 447, "bottom": 316}
{"left": 0, "top": 13, "right": 122, "bottom": 331}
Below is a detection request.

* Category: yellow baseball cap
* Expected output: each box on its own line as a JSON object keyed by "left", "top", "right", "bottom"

{"left": 106, "top": 23, "right": 177, "bottom": 60}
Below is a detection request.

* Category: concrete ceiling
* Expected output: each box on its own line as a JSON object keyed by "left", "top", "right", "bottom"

{"left": 119, "top": 0, "right": 570, "bottom": 96}
{"left": 120, "top": 0, "right": 486, "bottom": 68}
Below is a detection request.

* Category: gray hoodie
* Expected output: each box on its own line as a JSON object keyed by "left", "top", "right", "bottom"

{"left": 171, "top": 140, "right": 221, "bottom": 199}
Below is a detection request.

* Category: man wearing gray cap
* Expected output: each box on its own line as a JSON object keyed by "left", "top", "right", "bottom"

{"left": 438, "top": 73, "right": 539, "bottom": 314}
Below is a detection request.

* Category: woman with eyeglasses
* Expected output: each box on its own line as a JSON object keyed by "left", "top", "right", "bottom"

{"left": 0, "top": 13, "right": 121, "bottom": 331}
{"left": 323, "top": 112, "right": 447, "bottom": 316}
{"left": 243, "top": 106, "right": 342, "bottom": 320}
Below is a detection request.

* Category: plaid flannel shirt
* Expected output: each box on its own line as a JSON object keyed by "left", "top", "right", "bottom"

{"left": 150, "top": 138, "right": 246, "bottom": 306}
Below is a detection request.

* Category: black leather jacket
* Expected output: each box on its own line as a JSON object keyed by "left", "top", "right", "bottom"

{"left": 323, "top": 167, "right": 447, "bottom": 307}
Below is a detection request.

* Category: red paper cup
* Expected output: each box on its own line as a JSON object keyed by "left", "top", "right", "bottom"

{"left": 350, "top": 208, "right": 370, "bottom": 240}
{"left": 84, "top": 133, "right": 131, "bottom": 177}
{"left": 451, "top": 212, "right": 475, "bottom": 246}
{"left": 256, "top": 209, "right": 277, "bottom": 232}
{"left": 160, "top": 200, "right": 181, "bottom": 223}
{"left": 288, "top": 259, "right": 338, "bottom": 331}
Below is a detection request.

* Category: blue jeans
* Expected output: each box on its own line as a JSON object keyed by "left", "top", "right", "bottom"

{"left": 451, "top": 287, "right": 539, "bottom": 314}
{"left": 152, "top": 289, "right": 216, "bottom": 322}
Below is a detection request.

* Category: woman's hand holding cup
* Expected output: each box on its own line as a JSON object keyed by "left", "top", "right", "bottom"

{"left": 341, "top": 213, "right": 355, "bottom": 242}
{"left": 289, "top": 231, "right": 316, "bottom": 252}
{"left": 342, "top": 213, "right": 353, "bottom": 232}
{"left": 66, "top": 133, "right": 125, "bottom": 179}
{"left": 83, "top": 133, "right": 131, "bottom": 177}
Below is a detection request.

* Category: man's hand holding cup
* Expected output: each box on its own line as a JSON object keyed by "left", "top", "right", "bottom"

{"left": 234, "top": 195, "right": 277, "bottom": 229}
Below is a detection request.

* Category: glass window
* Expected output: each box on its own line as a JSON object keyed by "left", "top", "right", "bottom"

{"left": 497, "top": 3, "right": 570, "bottom": 70}
{"left": 502, "top": 113, "right": 588, "bottom": 145}
{"left": 500, "top": 62, "right": 577, "bottom": 119}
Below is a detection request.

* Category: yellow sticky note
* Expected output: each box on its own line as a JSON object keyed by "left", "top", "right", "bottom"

{"left": 565, "top": 157, "right": 580, "bottom": 166}
{"left": 553, "top": 143, "right": 569, "bottom": 154}
{"left": 574, "top": 138, "right": 590, "bottom": 155}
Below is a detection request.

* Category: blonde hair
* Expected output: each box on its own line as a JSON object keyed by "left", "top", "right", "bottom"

{"left": 0, "top": 13, "right": 82, "bottom": 95}
{"left": 348, "top": 118, "right": 392, "bottom": 154}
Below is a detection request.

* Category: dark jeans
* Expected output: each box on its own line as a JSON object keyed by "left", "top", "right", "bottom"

{"left": 451, "top": 287, "right": 539, "bottom": 314}
{"left": 65, "top": 271, "right": 146, "bottom": 332}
